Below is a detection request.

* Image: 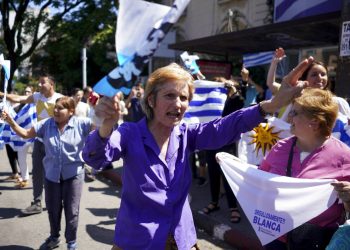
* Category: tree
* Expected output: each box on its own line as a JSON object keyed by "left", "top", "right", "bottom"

{"left": 0, "top": 0, "right": 94, "bottom": 91}
{"left": 31, "top": 0, "right": 117, "bottom": 93}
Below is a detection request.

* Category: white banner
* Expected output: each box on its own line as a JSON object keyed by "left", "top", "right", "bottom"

{"left": 217, "top": 152, "right": 337, "bottom": 246}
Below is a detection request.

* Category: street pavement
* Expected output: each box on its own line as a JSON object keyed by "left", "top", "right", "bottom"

{"left": 0, "top": 148, "right": 236, "bottom": 250}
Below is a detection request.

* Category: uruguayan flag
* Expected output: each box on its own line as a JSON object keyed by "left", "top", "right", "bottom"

{"left": 243, "top": 51, "right": 274, "bottom": 68}
{"left": 274, "top": 0, "right": 341, "bottom": 23}
{"left": 93, "top": 0, "right": 190, "bottom": 97}
{"left": 332, "top": 112, "right": 350, "bottom": 147}
{"left": 238, "top": 117, "right": 292, "bottom": 165}
{"left": 239, "top": 114, "right": 350, "bottom": 165}
{"left": 0, "top": 103, "right": 37, "bottom": 150}
{"left": 183, "top": 80, "right": 226, "bottom": 124}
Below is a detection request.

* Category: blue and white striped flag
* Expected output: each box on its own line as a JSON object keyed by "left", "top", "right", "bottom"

{"left": 0, "top": 103, "right": 37, "bottom": 150}
{"left": 332, "top": 112, "right": 350, "bottom": 147}
{"left": 274, "top": 0, "right": 341, "bottom": 23}
{"left": 243, "top": 51, "right": 274, "bottom": 68}
{"left": 183, "top": 80, "right": 226, "bottom": 124}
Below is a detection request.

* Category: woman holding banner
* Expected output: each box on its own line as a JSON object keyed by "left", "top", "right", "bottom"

{"left": 260, "top": 88, "right": 350, "bottom": 250}
{"left": 82, "top": 60, "right": 311, "bottom": 250}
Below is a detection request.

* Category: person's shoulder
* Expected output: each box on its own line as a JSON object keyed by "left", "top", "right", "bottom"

{"left": 271, "top": 136, "right": 294, "bottom": 151}
{"left": 333, "top": 96, "right": 347, "bottom": 104}
{"left": 119, "top": 120, "right": 139, "bottom": 130}
{"left": 52, "top": 92, "right": 63, "bottom": 100}
{"left": 328, "top": 136, "right": 350, "bottom": 151}
{"left": 78, "top": 101, "right": 89, "bottom": 108}
{"left": 71, "top": 115, "right": 90, "bottom": 124}
{"left": 36, "top": 117, "right": 52, "bottom": 127}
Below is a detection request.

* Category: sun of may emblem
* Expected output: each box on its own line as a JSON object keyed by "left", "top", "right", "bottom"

{"left": 249, "top": 123, "right": 281, "bottom": 156}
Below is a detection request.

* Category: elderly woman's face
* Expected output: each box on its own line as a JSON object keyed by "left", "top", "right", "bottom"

{"left": 149, "top": 81, "right": 190, "bottom": 128}
{"left": 306, "top": 65, "right": 328, "bottom": 89}
{"left": 289, "top": 104, "right": 315, "bottom": 137}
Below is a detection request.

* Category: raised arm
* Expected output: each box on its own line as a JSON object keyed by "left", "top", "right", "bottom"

{"left": 267, "top": 48, "right": 285, "bottom": 95}
{"left": 260, "top": 56, "right": 314, "bottom": 114}
{"left": 1, "top": 110, "right": 36, "bottom": 139}
{"left": 0, "top": 92, "right": 34, "bottom": 104}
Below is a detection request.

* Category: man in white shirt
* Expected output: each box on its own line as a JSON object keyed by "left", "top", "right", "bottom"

{"left": 0, "top": 75, "right": 62, "bottom": 215}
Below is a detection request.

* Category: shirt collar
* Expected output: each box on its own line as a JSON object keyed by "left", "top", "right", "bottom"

{"left": 137, "top": 118, "right": 183, "bottom": 158}
{"left": 52, "top": 116, "right": 75, "bottom": 129}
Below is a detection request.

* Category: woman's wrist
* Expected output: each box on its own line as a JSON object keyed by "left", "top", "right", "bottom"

{"left": 258, "top": 100, "right": 276, "bottom": 116}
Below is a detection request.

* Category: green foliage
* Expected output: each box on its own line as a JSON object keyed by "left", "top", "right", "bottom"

{"left": 0, "top": 0, "right": 119, "bottom": 92}
{"left": 1, "top": 0, "right": 162, "bottom": 93}
{"left": 30, "top": 0, "right": 118, "bottom": 94}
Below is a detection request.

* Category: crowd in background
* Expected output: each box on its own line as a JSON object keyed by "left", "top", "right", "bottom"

{"left": 0, "top": 48, "right": 350, "bottom": 250}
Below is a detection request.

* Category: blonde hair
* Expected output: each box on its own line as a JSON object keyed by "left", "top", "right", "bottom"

{"left": 294, "top": 88, "right": 338, "bottom": 137}
{"left": 141, "top": 63, "right": 194, "bottom": 120}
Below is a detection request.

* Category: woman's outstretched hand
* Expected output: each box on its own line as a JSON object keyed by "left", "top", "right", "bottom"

{"left": 261, "top": 56, "right": 314, "bottom": 114}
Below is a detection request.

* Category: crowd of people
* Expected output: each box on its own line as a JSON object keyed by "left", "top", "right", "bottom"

{"left": 0, "top": 48, "right": 350, "bottom": 250}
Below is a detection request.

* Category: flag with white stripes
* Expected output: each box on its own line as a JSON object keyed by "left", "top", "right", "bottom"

{"left": 274, "top": 0, "right": 341, "bottom": 23}
{"left": 243, "top": 51, "right": 274, "bottom": 68}
{"left": 332, "top": 112, "right": 350, "bottom": 147}
{"left": 0, "top": 103, "right": 37, "bottom": 150}
{"left": 183, "top": 80, "right": 226, "bottom": 124}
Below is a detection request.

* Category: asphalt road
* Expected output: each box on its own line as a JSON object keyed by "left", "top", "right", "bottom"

{"left": 0, "top": 150, "right": 233, "bottom": 250}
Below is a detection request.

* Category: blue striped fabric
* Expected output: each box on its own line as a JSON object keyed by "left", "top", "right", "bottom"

{"left": 0, "top": 103, "right": 37, "bottom": 150}
{"left": 243, "top": 51, "right": 274, "bottom": 68}
{"left": 274, "top": 0, "right": 341, "bottom": 23}
{"left": 183, "top": 80, "right": 227, "bottom": 124}
{"left": 332, "top": 113, "right": 350, "bottom": 147}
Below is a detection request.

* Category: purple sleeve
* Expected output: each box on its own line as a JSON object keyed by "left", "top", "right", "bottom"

{"left": 82, "top": 129, "right": 118, "bottom": 170}
{"left": 188, "top": 104, "right": 264, "bottom": 151}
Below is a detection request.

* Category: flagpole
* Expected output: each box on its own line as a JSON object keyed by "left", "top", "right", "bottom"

{"left": 82, "top": 47, "right": 87, "bottom": 89}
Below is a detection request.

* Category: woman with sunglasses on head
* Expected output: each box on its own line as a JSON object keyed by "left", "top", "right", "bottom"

{"left": 1, "top": 96, "right": 94, "bottom": 250}
{"left": 260, "top": 88, "right": 350, "bottom": 250}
